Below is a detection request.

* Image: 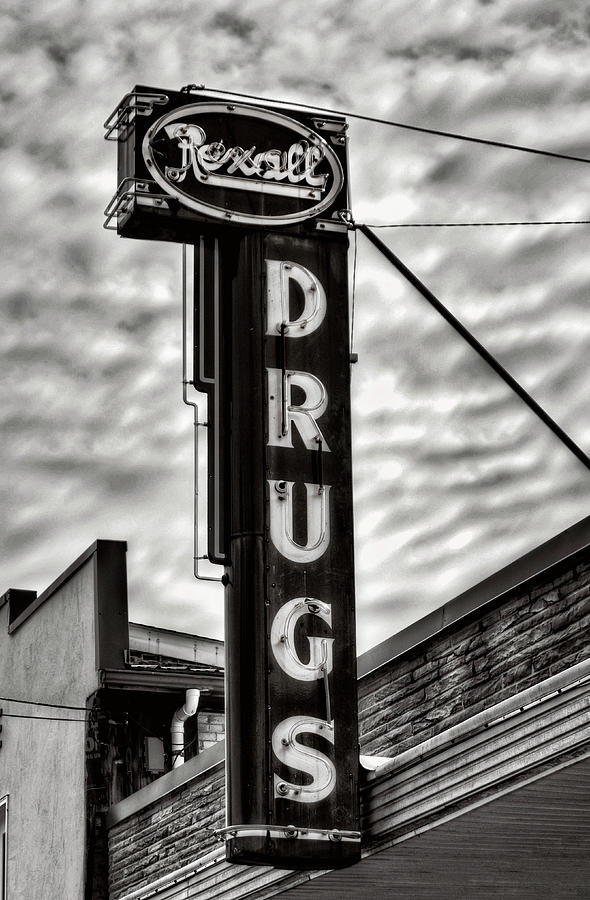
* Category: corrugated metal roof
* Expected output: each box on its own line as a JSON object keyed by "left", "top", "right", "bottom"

{"left": 129, "top": 622, "right": 224, "bottom": 668}
{"left": 269, "top": 757, "right": 590, "bottom": 898}
{"left": 363, "top": 679, "right": 590, "bottom": 842}
{"left": 112, "top": 662, "right": 590, "bottom": 900}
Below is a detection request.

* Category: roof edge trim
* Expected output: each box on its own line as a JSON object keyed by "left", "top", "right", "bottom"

{"left": 106, "top": 739, "right": 225, "bottom": 828}
{"left": 358, "top": 513, "right": 590, "bottom": 678}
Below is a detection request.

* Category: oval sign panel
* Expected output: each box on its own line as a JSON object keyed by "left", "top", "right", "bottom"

{"left": 142, "top": 103, "right": 345, "bottom": 227}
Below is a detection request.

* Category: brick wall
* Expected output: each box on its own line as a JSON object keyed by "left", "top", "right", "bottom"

{"left": 108, "top": 760, "right": 225, "bottom": 900}
{"left": 358, "top": 559, "right": 590, "bottom": 757}
{"left": 198, "top": 711, "right": 225, "bottom": 752}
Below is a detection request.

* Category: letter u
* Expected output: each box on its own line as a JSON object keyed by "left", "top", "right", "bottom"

{"left": 268, "top": 480, "right": 331, "bottom": 563}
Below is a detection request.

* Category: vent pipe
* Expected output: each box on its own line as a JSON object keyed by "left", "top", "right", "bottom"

{"left": 171, "top": 688, "right": 200, "bottom": 768}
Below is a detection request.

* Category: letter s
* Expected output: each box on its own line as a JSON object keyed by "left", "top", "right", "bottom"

{"left": 273, "top": 716, "right": 336, "bottom": 803}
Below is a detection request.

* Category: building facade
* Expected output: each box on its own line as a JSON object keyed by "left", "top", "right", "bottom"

{"left": 2, "top": 516, "right": 589, "bottom": 898}
{"left": 0, "top": 541, "right": 224, "bottom": 900}
{"left": 106, "top": 515, "right": 590, "bottom": 899}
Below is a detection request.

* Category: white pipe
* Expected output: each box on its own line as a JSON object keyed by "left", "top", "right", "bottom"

{"left": 171, "top": 688, "right": 200, "bottom": 768}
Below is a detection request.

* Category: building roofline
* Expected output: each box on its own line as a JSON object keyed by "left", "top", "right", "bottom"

{"left": 5, "top": 539, "right": 128, "bottom": 634}
{"left": 99, "top": 667, "right": 224, "bottom": 707}
{"left": 129, "top": 621, "right": 223, "bottom": 645}
{"left": 357, "top": 513, "right": 590, "bottom": 679}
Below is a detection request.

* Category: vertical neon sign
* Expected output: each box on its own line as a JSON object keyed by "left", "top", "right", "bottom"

{"left": 222, "top": 231, "right": 360, "bottom": 867}
{"left": 105, "top": 86, "right": 360, "bottom": 867}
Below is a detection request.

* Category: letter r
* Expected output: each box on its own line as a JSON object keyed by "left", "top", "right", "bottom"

{"left": 267, "top": 367, "right": 330, "bottom": 450}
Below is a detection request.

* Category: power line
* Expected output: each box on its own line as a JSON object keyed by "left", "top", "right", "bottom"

{"left": 3, "top": 712, "right": 87, "bottom": 723}
{"left": 0, "top": 699, "right": 156, "bottom": 731}
{"left": 0, "top": 695, "right": 88, "bottom": 711}
{"left": 195, "top": 85, "right": 590, "bottom": 166}
{"left": 0, "top": 699, "right": 191, "bottom": 734}
{"left": 365, "top": 220, "right": 590, "bottom": 228}
{"left": 357, "top": 223, "right": 590, "bottom": 475}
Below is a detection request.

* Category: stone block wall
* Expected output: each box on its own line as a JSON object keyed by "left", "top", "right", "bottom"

{"left": 358, "top": 559, "right": 590, "bottom": 757}
{"left": 108, "top": 760, "right": 224, "bottom": 900}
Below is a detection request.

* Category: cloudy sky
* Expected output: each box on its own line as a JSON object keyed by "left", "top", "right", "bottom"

{"left": 2, "top": 0, "right": 590, "bottom": 653}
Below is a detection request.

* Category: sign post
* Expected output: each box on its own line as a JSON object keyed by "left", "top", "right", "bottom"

{"left": 105, "top": 85, "right": 360, "bottom": 867}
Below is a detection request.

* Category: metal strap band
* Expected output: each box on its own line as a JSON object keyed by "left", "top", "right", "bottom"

{"left": 216, "top": 824, "right": 361, "bottom": 843}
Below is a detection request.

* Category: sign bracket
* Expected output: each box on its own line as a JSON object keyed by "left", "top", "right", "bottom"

{"left": 103, "top": 91, "right": 169, "bottom": 142}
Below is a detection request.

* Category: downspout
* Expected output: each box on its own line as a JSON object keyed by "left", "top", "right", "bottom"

{"left": 171, "top": 688, "right": 200, "bottom": 768}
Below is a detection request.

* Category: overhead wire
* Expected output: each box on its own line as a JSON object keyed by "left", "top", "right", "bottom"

{"left": 0, "top": 695, "right": 89, "bottom": 711}
{"left": 0, "top": 698, "right": 152, "bottom": 731}
{"left": 365, "top": 220, "right": 590, "bottom": 228}
{"left": 0, "top": 700, "right": 202, "bottom": 735}
{"left": 356, "top": 223, "right": 590, "bottom": 475}
{"left": 3, "top": 712, "right": 87, "bottom": 723}
{"left": 195, "top": 84, "right": 590, "bottom": 166}
{"left": 0, "top": 696, "right": 91, "bottom": 723}
{"left": 0, "top": 700, "right": 182, "bottom": 735}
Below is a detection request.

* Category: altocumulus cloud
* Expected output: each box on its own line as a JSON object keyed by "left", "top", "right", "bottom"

{"left": 1, "top": 0, "right": 590, "bottom": 651}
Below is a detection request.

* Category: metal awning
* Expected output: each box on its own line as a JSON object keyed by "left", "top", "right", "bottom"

{"left": 99, "top": 667, "right": 224, "bottom": 708}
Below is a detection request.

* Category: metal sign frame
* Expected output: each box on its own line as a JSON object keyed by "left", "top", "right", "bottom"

{"left": 104, "top": 85, "right": 349, "bottom": 241}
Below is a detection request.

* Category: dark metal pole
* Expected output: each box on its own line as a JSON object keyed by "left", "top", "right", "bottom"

{"left": 224, "top": 231, "right": 269, "bottom": 837}
{"left": 358, "top": 223, "right": 590, "bottom": 474}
